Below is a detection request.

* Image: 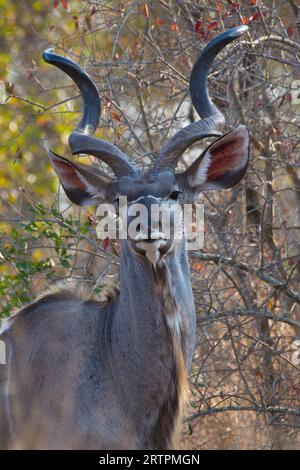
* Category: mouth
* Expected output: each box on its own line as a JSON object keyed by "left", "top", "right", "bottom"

{"left": 132, "top": 233, "right": 168, "bottom": 264}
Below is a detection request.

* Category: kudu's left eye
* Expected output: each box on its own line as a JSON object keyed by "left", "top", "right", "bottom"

{"left": 169, "top": 191, "right": 182, "bottom": 201}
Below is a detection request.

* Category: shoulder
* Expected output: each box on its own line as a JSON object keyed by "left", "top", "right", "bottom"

{"left": 0, "top": 281, "right": 119, "bottom": 337}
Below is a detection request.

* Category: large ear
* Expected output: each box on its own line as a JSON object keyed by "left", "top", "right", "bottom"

{"left": 47, "top": 150, "right": 116, "bottom": 206}
{"left": 181, "top": 125, "right": 249, "bottom": 193}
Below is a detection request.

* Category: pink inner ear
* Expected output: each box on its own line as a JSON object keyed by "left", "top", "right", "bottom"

{"left": 51, "top": 157, "right": 87, "bottom": 191}
{"left": 207, "top": 130, "right": 247, "bottom": 182}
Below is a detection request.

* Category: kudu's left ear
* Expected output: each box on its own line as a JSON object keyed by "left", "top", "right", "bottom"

{"left": 181, "top": 125, "right": 249, "bottom": 194}
{"left": 48, "top": 150, "right": 116, "bottom": 206}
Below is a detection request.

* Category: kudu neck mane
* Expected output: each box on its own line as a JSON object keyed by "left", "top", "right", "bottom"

{"left": 116, "top": 239, "right": 194, "bottom": 448}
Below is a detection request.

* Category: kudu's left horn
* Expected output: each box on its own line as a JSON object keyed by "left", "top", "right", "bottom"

{"left": 43, "top": 49, "right": 139, "bottom": 178}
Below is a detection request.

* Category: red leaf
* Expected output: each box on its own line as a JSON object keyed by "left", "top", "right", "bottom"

{"left": 195, "top": 20, "right": 203, "bottom": 33}
{"left": 241, "top": 17, "right": 249, "bottom": 25}
{"left": 249, "top": 12, "right": 259, "bottom": 22}
{"left": 208, "top": 21, "right": 218, "bottom": 30}
{"left": 111, "top": 111, "right": 121, "bottom": 121}
{"left": 231, "top": 2, "right": 240, "bottom": 9}
{"left": 193, "top": 262, "right": 204, "bottom": 271}
{"left": 103, "top": 238, "right": 110, "bottom": 252}
{"left": 61, "top": 0, "right": 68, "bottom": 9}
{"left": 217, "top": 2, "right": 223, "bottom": 13}
{"left": 170, "top": 21, "right": 178, "bottom": 32}
{"left": 287, "top": 25, "right": 294, "bottom": 37}
{"left": 155, "top": 18, "right": 165, "bottom": 26}
{"left": 53, "top": 0, "right": 59, "bottom": 8}
{"left": 141, "top": 3, "right": 149, "bottom": 18}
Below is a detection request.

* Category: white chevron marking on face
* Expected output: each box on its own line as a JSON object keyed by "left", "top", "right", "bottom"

{"left": 130, "top": 195, "right": 161, "bottom": 203}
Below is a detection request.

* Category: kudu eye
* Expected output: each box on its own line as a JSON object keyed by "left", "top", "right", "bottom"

{"left": 169, "top": 191, "right": 182, "bottom": 201}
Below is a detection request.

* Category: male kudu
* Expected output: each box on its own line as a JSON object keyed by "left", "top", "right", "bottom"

{"left": 0, "top": 26, "right": 249, "bottom": 449}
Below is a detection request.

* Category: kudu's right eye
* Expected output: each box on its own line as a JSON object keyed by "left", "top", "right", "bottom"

{"left": 169, "top": 191, "right": 182, "bottom": 201}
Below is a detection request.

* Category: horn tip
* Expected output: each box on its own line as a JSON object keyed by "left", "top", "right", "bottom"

{"left": 43, "top": 48, "right": 55, "bottom": 63}
{"left": 230, "top": 25, "right": 248, "bottom": 37}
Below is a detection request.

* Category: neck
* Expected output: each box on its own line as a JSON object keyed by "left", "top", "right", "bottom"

{"left": 110, "top": 239, "right": 196, "bottom": 449}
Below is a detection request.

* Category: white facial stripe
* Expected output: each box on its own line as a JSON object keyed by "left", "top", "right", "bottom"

{"left": 130, "top": 195, "right": 162, "bottom": 204}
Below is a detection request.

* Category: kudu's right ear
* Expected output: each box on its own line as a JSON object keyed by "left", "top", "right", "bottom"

{"left": 48, "top": 150, "right": 116, "bottom": 206}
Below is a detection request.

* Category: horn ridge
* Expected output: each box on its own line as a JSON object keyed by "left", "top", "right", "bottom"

{"left": 43, "top": 49, "right": 139, "bottom": 178}
{"left": 153, "top": 26, "right": 248, "bottom": 172}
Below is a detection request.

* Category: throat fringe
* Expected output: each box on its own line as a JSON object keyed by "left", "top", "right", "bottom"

{"left": 153, "top": 261, "right": 189, "bottom": 449}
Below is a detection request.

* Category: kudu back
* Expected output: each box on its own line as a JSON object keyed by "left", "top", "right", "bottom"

{"left": 0, "top": 27, "right": 250, "bottom": 449}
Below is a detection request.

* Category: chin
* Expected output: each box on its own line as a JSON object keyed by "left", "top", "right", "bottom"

{"left": 133, "top": 239, "right": 171, "bottom": 264}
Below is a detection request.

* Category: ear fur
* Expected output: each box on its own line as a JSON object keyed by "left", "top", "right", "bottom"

{"left": 181, "top": 125, "right": 249, "bottom": 193}
{"left": 48, "top": 150, "right": 116, "bottom": 206}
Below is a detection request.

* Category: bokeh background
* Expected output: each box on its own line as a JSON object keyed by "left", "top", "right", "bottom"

{"left": 1, "top": 0, "right": 300, "bottom": 449}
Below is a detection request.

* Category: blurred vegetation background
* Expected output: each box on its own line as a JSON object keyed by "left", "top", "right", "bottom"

{"left": 1, "top": 0, "right": 300, "bottom": 449}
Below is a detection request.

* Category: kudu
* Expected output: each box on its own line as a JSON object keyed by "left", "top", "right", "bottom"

{"left": 0, "top": 26, "right": 249, "bottom": 449}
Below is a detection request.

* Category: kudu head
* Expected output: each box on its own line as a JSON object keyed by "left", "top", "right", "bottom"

{"left": 44, "top": 26, "right": 249, "bottom": 264}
